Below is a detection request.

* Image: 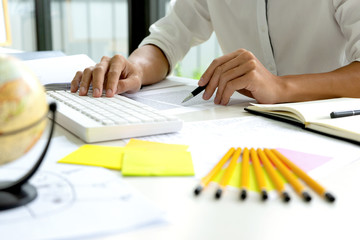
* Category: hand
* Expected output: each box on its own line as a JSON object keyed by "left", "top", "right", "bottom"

{"left": 199, "top": 49, "right": 284, "bottom": 105}
{"left": 71, "top": 54, "right": 143, "bottom": 97}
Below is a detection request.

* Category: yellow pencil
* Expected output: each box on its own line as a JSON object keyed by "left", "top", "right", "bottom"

{"left": 215, "top": 147, "right": 242, "bottom": 199}
{"left": 264, "top": 148, "right": 312, "bottom": 202}
{"left": 240, "top": 147, "right": 250, "bottom": 200}
{"left": 194, "top": 147, "right": 236, "bottom": 195}
{"left": 271, "top": 149, "right": 336, "bottom": 202}
{"left": 257, "top": 148, "right": 291, "bottom": 202}
{"left": 250, "top": 148, "right": 268, "bottom": 201}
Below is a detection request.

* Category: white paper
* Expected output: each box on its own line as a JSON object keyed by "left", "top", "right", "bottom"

{"left": 140, "top": 76, "right": 197, "bottom": 91}
{"left": 125, "top": 85, "right": 252, "bottom": 114}
{"left": 0, "top": 137, "right": 164, "bottom": 240}
{"left": 23, "top": 54, "right": 96, "bottom": 86}
{"left": 129, "top": 116, "right": 360, "bottom": 179}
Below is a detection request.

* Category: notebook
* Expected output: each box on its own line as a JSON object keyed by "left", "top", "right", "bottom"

{"left": 244, "top": 98, "right": 360, "bottom": 144}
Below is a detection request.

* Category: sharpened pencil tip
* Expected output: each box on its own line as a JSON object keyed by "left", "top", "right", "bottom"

{"left": 324, "top": 192, "right": 336, "bottom": 203}
{"left": 240, "top": 190, "right": 247, "bottom": 200}
{"left": 282, "top": 192, "right": 291, "bottom": 202}
{"left": 194, "top": 186, "right": 203, "bottom": 196}
{"left": 302, "top": 192, "right": 312, "bottom": 202}
{"left": 261, "top": 190, "right": 268, "bottom": 201}
{"left": 215, "top": 189, "right": 222, "bottom": 199}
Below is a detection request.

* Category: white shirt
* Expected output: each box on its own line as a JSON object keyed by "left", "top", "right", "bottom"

{"left": 139, "top": 0, "right": 360, "bottom": 76}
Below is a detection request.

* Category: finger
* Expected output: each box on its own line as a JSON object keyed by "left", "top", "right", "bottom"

{"left": 219, "top": 79, "right": 240, "bottom": 105}
{"left": 115, "top": 76, "right": 141, "bottom": 94}
{"left": 71, "top": 71, "right": 83, "bottom": 92}
{"left": 201, "top": 50, "right": 241, "bottom": 82}
{"left": 92, "top": 56, "right": 111, "bottom": 97}
{"left": 215, "top": 58, "right": 257, "bottom": 103}
{"left": 105, "top": 55, "right": 126, "bottom": 97}
{"left": 237, "top": 89, "right": 254, "bottom": 99}
{"left": 202, "top": 64, "right": 223, "bottom": 100}
{"left": 204, "top": 57, "right": 242, "bottom": 100}
{"left": 79, "top": 66, "right": 94, "bottom": 96}
{"left": 220, "top": 75, "right": 253, "bottom": 105}
{"left": 202, "top": 50, "right": 248, "bottom": 100}
{"left": 219, "top": 53, "right": 255, "bottom": 81}
{"left": 200, "top": 49, "right": 248, "bottom": 85}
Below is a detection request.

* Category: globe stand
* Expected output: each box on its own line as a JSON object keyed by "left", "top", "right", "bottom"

{"left": 0, "top": 103, "right": 57, "bottom": 211}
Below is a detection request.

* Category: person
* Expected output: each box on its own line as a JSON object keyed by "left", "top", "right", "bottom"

{"left": 71, "top": 0, "right": 360, "bottom": 105}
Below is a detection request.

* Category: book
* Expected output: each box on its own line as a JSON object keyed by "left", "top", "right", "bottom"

{"left": 244, "top": 98, "right": 360, "bottom": 144}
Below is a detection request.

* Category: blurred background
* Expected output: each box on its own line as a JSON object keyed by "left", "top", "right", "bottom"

{"left": 5, "top": 0, "right": 222, "bottom": 79}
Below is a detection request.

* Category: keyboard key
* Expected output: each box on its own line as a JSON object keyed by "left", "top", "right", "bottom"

{"left": 46, "top": 90, "right": 183, "bottom": 142}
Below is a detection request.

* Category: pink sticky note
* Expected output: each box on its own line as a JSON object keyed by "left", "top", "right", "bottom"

{"left": 276, "top": 148, "right": 332, "bottom": 172}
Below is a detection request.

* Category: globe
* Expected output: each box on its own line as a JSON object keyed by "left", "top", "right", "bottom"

{"left": 0, "top": 54, "right": 48, "bottom": 166}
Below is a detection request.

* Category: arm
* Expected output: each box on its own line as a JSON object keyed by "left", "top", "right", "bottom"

{"left": 279, "top": 61, "right": 360, "bottom": 103}
{"left": 72, "top": 0, "right": 212, "bottom": 98}
{"left": 71, "top": 44, "right": 169, "bottom": 97}
{"left": 198, "top": 0, "right": 360, "bottom": 105}
{"left": 199, "top": 49, "right": 360, "bottom": 105}
{"left": 127, "top": 44, "right": 169, "bottom": 86}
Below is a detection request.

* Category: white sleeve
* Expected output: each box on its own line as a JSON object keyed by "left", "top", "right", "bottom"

{"left": 334, "top": 0, "right": 360, "bottom": 62}
{"left": 139, "top": 0, "right": 213, "bottom": 73}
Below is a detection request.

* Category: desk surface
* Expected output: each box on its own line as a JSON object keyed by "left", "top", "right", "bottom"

{"left": 49, "top": 91, "right": 360, "bottom": 240}
{"left": 1, "top": 55, "right": 359, "bottom": 239}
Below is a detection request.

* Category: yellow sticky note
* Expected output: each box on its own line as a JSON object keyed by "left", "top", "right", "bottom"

{"left": 126, "top": 139, "right": 189, "bottom": 151}
{"left": 122, "top": 149, "right": 194, "bottom": 176}
{"left": 58, "top": 145, "right": 124, "bottom": 170}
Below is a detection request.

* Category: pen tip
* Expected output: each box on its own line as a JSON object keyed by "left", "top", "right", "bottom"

{"left": 324, "top": 192, "right": 336, "bottom": 203}
{"left": 182, "top": 94, "right": 193, "bottom": 103}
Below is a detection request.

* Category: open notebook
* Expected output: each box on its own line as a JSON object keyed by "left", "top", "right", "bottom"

{"left": 245, "top": 98, "right": 360, "bottom": 144}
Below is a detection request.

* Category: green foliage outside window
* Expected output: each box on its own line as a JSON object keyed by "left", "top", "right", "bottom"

{"left": 174, "top": 63, "right": 202, "bottom": 80}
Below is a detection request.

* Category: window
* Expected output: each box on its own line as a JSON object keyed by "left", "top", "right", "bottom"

{"left": 7, "top": 0, "right": 36, "bottom": 51}
{"left": 51, "top": 0, "right": 128, "bottom": 62}
{"left": 6, "top": 0, "right": 221, "bottom": 80}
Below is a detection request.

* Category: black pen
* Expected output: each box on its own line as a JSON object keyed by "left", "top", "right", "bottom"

{"left": 330, "top": 109, "right": 360, "bottom": 118}
{"left": 182, "top": 85, "right": 207, "bottom": 103}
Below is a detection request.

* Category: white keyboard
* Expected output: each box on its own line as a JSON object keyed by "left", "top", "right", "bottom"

{"left": 46, "top": 90, "right": 183, "bottom": 143}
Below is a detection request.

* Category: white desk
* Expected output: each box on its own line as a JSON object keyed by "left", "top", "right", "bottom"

{"left": 1, "top": 51, "right": 359, "bottom": 239}
{"left": 48, "top": 89, "right": 360, "bottom": 240}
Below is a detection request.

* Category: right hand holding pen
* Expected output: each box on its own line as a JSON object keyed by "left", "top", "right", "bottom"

{"left": 71, "top": 54, "right": 143, "bottom": 97}
{"left": 199, "top": 48, "right": 284, "bottom": 105}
